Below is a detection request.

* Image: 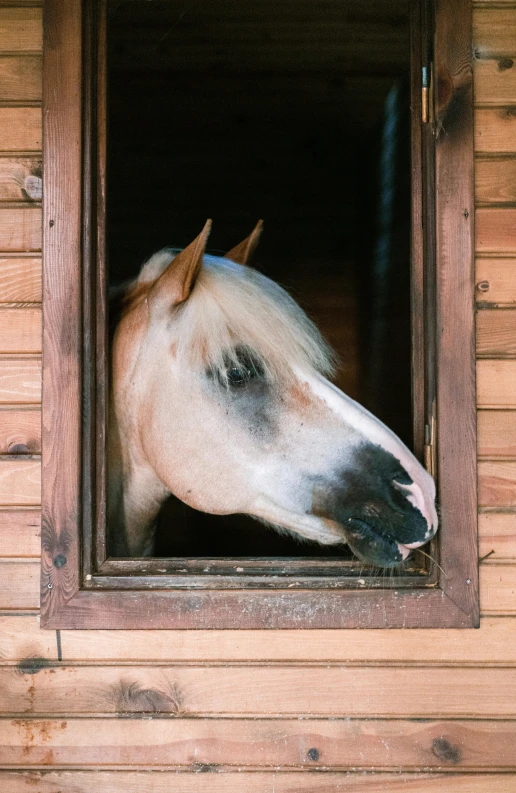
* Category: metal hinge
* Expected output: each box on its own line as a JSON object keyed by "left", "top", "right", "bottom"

{"left": 424, "top": 406, "right": 437, "bottom": 478}
{"left": 422, "top": 65, "right": 433, "bottom": 124}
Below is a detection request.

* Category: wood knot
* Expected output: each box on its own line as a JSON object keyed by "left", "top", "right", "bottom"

{"left": 23, "top": 175, "right": 42, "bottom": 202}
{"left": 432, "top": 737, "right": 462, "bottom": 764}
{"left": 8, "top": 442, "right": 31, "bottom": 454}
{"left": 498, "top": 57, "right": 514, "bottom": 72}
{"left": 476, "top": 280, "right": 489, "bottom": 293}
{"left": 307, "top": 747, "right": 320, "bottom": 761}
{"left": 17, "top": 657, "right": 51, "bottom": 675}
{"left": 53, "top": 554, "right": 67, "bottom": 568}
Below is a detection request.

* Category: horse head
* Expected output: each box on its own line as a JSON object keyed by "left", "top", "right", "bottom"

{"left": 109, "top": 220, "right": 438, "bottom": 563}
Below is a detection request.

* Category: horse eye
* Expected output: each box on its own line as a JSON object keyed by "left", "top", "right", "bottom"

{"left": 227, "top": 366, "right": 253, "bottom": 387}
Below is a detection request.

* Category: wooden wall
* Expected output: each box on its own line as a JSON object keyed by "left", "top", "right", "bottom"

{"left": 1, "top": 1, "right": 516, "bottom": 789}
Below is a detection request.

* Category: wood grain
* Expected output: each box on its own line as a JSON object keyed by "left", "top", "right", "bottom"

{"left": 5, "top": 615, "right": 516, "bottom": 664}
{"left": 478, "top": 460, "right": 516, "bottom": 506}
{"left": 0, "top": 560, "right": 39, "bottom": 609}
{"left": 479, "top": 511, "right": 516, "bottom": 558}
{"left": 0, "top": 55, "right": 41, "bottom": 102}
{"left": 474, "top": 9, "right": 516, "bottom": 58}
{"left": 0, "top": 458, "right": 40, "bottom": 505}
{"left": 3, "top": 772, "right": 516, "bottom": 793}
{"left": 0, "top": 308, "right": 40, "bottom": 353}
{"left": 477, "top": 308, "right": 516, "bottom": 355}
{"left": 1, "top": 719, "right": 516, "bottom": 771}
{"left": 0, "top": 614, "right": 515, "bottom": 663}
{"left": 476, "top": 208, "right": 516, "bottom": 252}
{"left": 0, "top": 508, "right": 40, "bottom": 557}
{"left": 0, "top": 357, "right": 40, "bottom": 404}
{"left": 0, "top": 408, "right": 40, "bottom": 453}
{"left": 0, "top": 157, "right": 41, "bottom": 202}
{"left": 476, "top": 258, "right": 516, "bottom": 305}
{"left": 0, "top": 8, "right": 42, "bottom": 52}
{"left": 475, "top": 108, "right": 516, "bottom": 152}
{"left": 0, "top": 208, "right": 41, "bottom": 252}
{"left": 0, "top": 257, "right": 41, "bottom": 302}
{"left": 476, "top": 158, "right": 516, "bottom": 203}
{"left": 3, "top": 666, "right": 516, "bottom": 718}
{"left": 477, "top": 359, "right": 516, "bottom": 406}
{"left": 478, "top": 410, "right": 516, "bottom": 457}
{"left": 433, "top": 0, "right": 479, "bottom": 623}
{"left": 40, "top": 0, "right": 82, "bottom": 626}
{"left": 481, "top": 563, "right": 516, "bottom": 614}
{"left": 475, "top": 59, "right": 516, "bottom": 104}
{"left": 0, "top": 108, "right": 41, "bottom": 152}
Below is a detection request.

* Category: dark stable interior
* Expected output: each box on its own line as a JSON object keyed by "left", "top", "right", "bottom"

{"left": 106, "top": 0, "right": 411, "bottom": 557}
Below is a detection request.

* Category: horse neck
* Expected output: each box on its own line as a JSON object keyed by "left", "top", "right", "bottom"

{"left": 107, "top": 397, "right": 169, "bottom": 556}
{"left": 108, "top": 306, "right": 169, "bottom": 556}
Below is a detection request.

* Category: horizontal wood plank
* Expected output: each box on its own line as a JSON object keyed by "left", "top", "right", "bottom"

{"left": 474, "top": 9, "right": 516, "bottom": 58}
{"left": 477, "top": 360, "right": 516, "bottom": 407}
{"left": 0, "top": 308, "right": 40, "bottom": 353}
{"left": 0, "top": 208, "right": 40, "bottom": 252}
{"left": 0, "top": 357, "right": 40, "bottom": 404}
{"left": 3, "top": 665, "right": 516, "bottom": 718}
{"left": 0, "top": 257, "right": 40, "bottom": 302}
{"left": 0, "top": 157, "right": 41, "bottom": 202}
{"left": 479, "top": 460, "right": 516, "bottom": 506}
{"left": 0, "top": 55, "right": 41, "bottom": 102}
{"left": 0, "top": 560, "right": 38, "bottom": 609}
{"left": 476, "top": 258, "right": 516, "bottom": 305}
{"left": 0, "top": 108, "right": 41, "bottom": 152}
{"left": 475, "top": 59, "right": 516, "bottom": 105}
{"left": 0, "top": 408, "right": 39, "bottom": 454}
{"left": 0, "top": 508, "right": 40, "bottom": 556}
{"left": 3, "top": 614, "right": 516, "bottom": 664}
{"left": 0, "top": 8, "right": 41, "bottom": 52}
{"left": 476, "top": 208, "right": 516, "bottom": 253}
{"left": 474, "top": 8, "right": 516, "bottom": 57}
{"left": 475, "top": 107, "right": 516, "bottom": 152}
{"left": 478, "top": 410, "right": 516, "bottom": 457}
{"left": 476, "top": 157, "right": 516, "bottom": 203}
{"left": 0, "top": 458, "right": 40, "bottom": 505}
{"left": 479, "top": 512, "right": 516, "bottom": 559}
{"left": 1, "top": 718, "right": 516, "bottom": 771}
{"left": 3, "top": 772, "right": 516, "bottom": 793}
{"left": 477, "top": 308, "right": 516, "bottom": 355}
{"left": 481, "top": 563, "right": 516, "bottom": 614}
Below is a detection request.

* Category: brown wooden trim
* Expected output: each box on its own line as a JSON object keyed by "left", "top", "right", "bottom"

{"left": 41, "top": 587, "right": 474, "bottom": 630}
{"left": 41, "top": 0, "right": 83, "bottom": 624}
{"left": 41, "top": 0, "right": 479, "bottom": 629}
{"left": 433, "top": 0, "right": 479, "bottom": 623}
{"left": 410, "top": 0, "right": 425, "bottom": 460}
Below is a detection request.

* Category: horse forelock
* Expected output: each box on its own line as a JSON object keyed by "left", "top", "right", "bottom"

{"left": 113, "top": 248, "right": 337, "bottom": 384}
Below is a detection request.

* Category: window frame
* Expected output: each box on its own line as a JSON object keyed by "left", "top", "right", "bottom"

{"left": 41, "top": 0, "right": 479, "bottom": 629}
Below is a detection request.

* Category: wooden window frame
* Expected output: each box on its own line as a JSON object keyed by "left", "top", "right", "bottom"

{"left": 41, "top": 0, "right": 479, "bottom": 629}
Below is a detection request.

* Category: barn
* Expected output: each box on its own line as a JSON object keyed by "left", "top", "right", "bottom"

{"left": 2, "top": 0, "right": 516, "bottom": 789}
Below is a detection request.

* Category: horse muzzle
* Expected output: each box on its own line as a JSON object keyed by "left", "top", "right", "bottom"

{"left": 314, "top": 445, "right": 438, "bottom": 566}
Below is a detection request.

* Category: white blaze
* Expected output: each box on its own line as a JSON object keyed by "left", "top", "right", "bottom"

{"left": 297, "top": 369, "right": 439, "bottom": 541}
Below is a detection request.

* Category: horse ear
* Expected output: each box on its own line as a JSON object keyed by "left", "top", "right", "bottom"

{"left": 149, "top": 219, "right": 212, "bottom": 309}
{"left": 225, "top": 219, "right": 263, "bottom": 266}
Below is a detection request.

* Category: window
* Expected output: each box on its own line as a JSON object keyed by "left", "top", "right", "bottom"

{"left": 41, "top": 0, "right": 479, "bottom": 628}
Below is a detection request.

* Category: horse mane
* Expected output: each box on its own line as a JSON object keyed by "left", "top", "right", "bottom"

{"left": 112, "top": 247, "right": 336, "bottom": 384}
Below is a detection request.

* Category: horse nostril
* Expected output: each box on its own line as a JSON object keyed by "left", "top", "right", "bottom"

{"left": 393, "top": 479, "right": 413, "bottom": 496}
{"left": 393, "top": 478, "right": 428, "bottom": 518}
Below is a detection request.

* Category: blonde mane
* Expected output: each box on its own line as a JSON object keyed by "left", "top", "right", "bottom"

{"left": 119, "top": 247, "right": 336, "bottom": 384}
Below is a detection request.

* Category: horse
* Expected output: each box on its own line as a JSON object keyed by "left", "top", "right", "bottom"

{"left": 108, "top": 219, "right": 438, "bottom": 565}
